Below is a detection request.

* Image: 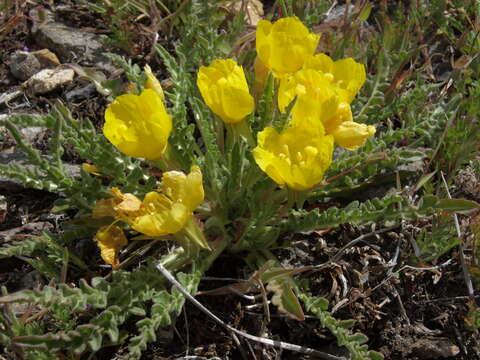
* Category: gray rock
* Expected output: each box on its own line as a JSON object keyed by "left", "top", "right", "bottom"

{"left": 20, "top": 127, "right": 44, "bottom": 144}
{"left": 9, "top": 51, "right": 42, "bottom": 81}
{"left": 0, "top": 148, "right": 80, "bottom": 192}
{"left": 9, "top": 48, "right": 61, "bottom": 82}
{"left": 0, "top": 115, "right": 46, "bottom": 149}
{"left": 324, "top": 4, "right": 356, "bottom": 23}
{"left": 25, "top": 68, "right": 75, "bottom": 95}
{"left": 18, "top": 271, "right": 41, "bottom": 290}
{"left": 29, "top": 7, "right": 106, "bottom": 64}
{"left": 0, "top": 89, "right": 23, "bottom": 106}
{"left": 65, "top": 83, "right": 96, "bottom": 102}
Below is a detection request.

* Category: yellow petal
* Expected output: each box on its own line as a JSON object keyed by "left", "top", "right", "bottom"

{"left": 124, "top": 167, "right": 204, "bottom": 237}
{"left": 252, "top": 128, "right": 287, "bottom": 186}
{"left": 277, "top": 75, "right": 298, "bottom": 113}
{"left": 131, "top": 192, "right": 187, "bottom": 236}
{"left": 332, "top": 121, "right": 376, "bottom": 150}
{"left": 304, "top": 53, "right": 334, "bottom": 73}
{"left": 115, "top": 193, "right": 142, "bottom": 213}
{"left": 256, "top": 17, "right": 319, "bottom": 77}
{"left": 197, "top": 59, "right": 254, "bottom": 124}
{"left": 144, "top": 64, "right": 165, "bottom": 101}
{"left": 253, "top": 123, "right": 333, "bottom": 191}
{"left": 332, "top": 58, "right": 366, "bottom": 103}
{"left": 279, "top": 69, "right": 339, "bottom": 118}
{"left": 322, "top": 102, "right": 353, "bottom": 134}
{"left": 95, "top": 225, "right": 128, "bottom": 268}
{"left": 104, "top": 89, "right": 172, "bottom": 160}
{"left": 280, "top": 69, "right": 341, "bottom": 131}
{"left": 160, "top": 165, "right": 204, "bottom": 212}
{"left": 109, "top": 187, "right": 142, "bottom": 213}
{"left": 305, "top": 54, "right": 366, "bottom": 103}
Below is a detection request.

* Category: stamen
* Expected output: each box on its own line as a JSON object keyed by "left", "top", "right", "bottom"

{"left": 324, "top": 73, "right": 334, "bottom": 82}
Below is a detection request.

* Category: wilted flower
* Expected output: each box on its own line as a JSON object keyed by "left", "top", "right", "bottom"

{"left": 92, "top": 187, "right": 142, "bottom": 220}
{"left": 304, "top": 54, "right": 366, "bottom": 103}
{"left": 197, "top": 59, "right": 254, "bottom": 124}
{"left": 144, "top": 64, "right": 165, "bottom": 101}
{"left": 253, "top": 56, "right": 270, "bottom": 94}
{"left": 104, "top": 89, "right": 172, "bottom": 160}
{"left": 82, "top": 163, "right": 101, "bottom": 176}
{"left": 95, "top": 167, "right": 205, "bottom": 240}
{"left": 256, "top": 17, "right": 320, "bottom": 77}
{"left": 95, "top": 225, "right": 128, "bottom": 268}
{"left": 252, "top": 121, "right": 333, "bottom": 191}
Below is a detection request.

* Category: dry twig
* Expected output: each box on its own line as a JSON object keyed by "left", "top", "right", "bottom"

{"left": 156, "top": 262, "right": 345, "bottom": 360}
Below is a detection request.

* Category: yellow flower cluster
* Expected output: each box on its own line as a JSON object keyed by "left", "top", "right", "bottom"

{"left": 95, "top": 16, "right": 376, "bottom": 266}
{"left": 256, "top": 17, "right": 375, "bottom": 153}
{"left": 251, "top": 17, "right": 375, "bottom": 190}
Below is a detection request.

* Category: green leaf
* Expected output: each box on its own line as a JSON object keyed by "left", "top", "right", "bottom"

{"left": 437, "top": 198, "right": 479, "bottom": 212}
{"left": 267, "top": 280, "right": 305, "bottom": 321}
{"left": 414, "top": 170, "right": 437, "bottom": 192}
{"left": 358, "top": 3, "right": 373, "bottom": 22}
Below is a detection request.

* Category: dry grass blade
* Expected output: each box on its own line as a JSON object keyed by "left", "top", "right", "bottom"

{"left": 440, "top": 171, "right": 475, "bottom": 299}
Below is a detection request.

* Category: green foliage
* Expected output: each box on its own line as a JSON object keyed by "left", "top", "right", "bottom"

{"left": 416, "top": 212, "right": 460, "bottom": 262}
{"left": 172, "top": 0, "right": 245, "bottom": 66}
{"left": 0, "top": 104, "right": 155, "bottom": 213}
{"left": 0, "top": 259, "right": 201, "bottom": 359}
{"left": 104, "top": 53, "right": 145, "bottom": 94}
{"left": 126, "top": 270, "right": 201, "bottom": 358}
{"left": 300, "top": 294, "right": 384, "bottom": 360}
{"left": 284, "top": 194, "right": 477, "bottom": 235}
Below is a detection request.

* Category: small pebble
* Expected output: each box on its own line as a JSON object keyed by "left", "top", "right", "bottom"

{"left": 9, "top": 51, "right": 42, "bottom": 81}
{"left": 25, "top": 67, "right": 75, "bottom": 95}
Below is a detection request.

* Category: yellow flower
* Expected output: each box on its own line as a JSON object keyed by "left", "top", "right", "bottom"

{"left": 144, "top": 64, "right": 165, "bottom": 101}
{"left": 95, "top": 225, "right": 128, "bottom": 268}
{"left": 256, "top": 17, "right": 320, "bottom": 77}
{"left": 278, "top": 69, "right": 339, "bottom": 125}
{"left": 252, "top": 121, "right": 333, "bottom": 191}
{"left": 197, "top": 59, "right": 254, "bottom": 124}
{"left": 331, "top": 121, "right": 376, "bottom": 150}
{"left": 104, "top": 89, "right": 172, "bottom": 160}
{"left": 321, "top": 101, "right": 353, "bottom": 135}
{"left": 117, "top": 166, "right": 204, "bottom": 237}
{"left": 278, "top": 68, "right": 375, "bottom": 150}
{"left": 304, "top": 54, "right": 366, "bottom": 103}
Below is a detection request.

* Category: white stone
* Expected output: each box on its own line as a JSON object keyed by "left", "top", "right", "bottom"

{"left": 25, "top": 68, "right": 74, "bottom": 95}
